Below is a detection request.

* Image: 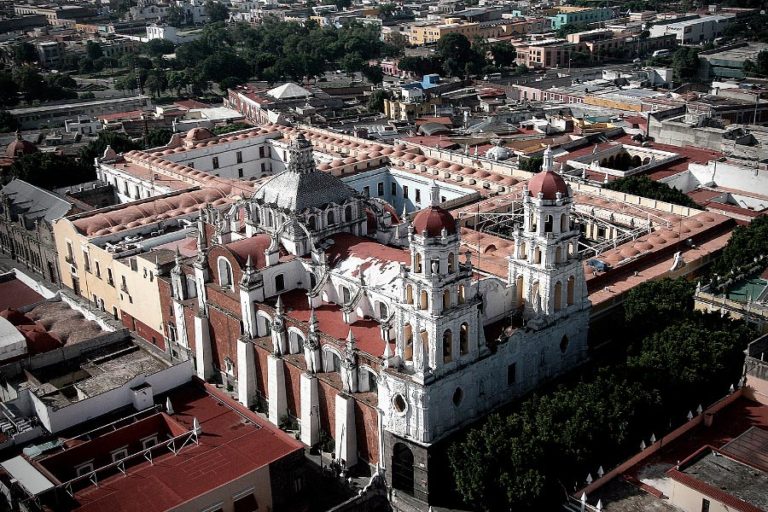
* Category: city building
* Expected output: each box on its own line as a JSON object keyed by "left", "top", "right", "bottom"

{"left": 649, "top": 14, "right": 735, "bottom": 44}
{"left": 548, "top": 7, "right": 614, "bottom": 30}
{"left": 0, "top": 179, "right": 76, "bottom": 286}
{"left": 698, "top": 42, "right": 768, "bottom": 80}
{"left": 8, "top": 96, "right": 151, "bottom": 130}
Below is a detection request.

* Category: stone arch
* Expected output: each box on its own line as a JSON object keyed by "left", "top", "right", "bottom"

{"left": 378, "top": 301, "right": 389, "bottom": 319}
{"left": 403, "top": 323, "right": 413, "bottom": 361}
{"left": 419, "top": 290, "right": 429, "bottom": 310}
{"left": 288, "top": 327, "right": 305, "bottom": 354}
{"left": 632, "top": 155, "right": 642, "bottom": 167}
{"left": 392, "top": 443, "right": 415, "bottom": 495}
{"left": 442, "top": 289, "right": 451, "bottom": 310}
{"left": 448, "top": 252, "right": 455, "bottom": 273}
{"left": 323, "top": 346, "right": 343, "bottom": 372}
{"left": 460, "top": 322, "right": 469, "bottom": 355}
{"left": 519, "top": 240, "right": 527, "bottom": 259}
{"left": 327, "top": 210, "right": 335, "bottom": 226}
{"left": 256, "top": 312, "right": 272, "bottom": 337}
{"left": 443, "top": 329, "right": 453, "bottom": 363}
{"left": 420, "top": 329, "right": 429, "bottom": 366}
{"left": 406, "top": 284, "right": 414, "bottom": 305}
{"left": 217, "top": 256, "right": 234, "bottom": 290}
{"left": 344, "top": 204, "right": 353, "bottom": 222}
{"left": 554, "top": 281, "right": 562, "bottom": 311}
{"left": 516, "top": 275, "right": 524, "bottom": 305}
{"left": 531, "top": 281, "right": 540, "bottom": 311}
{"left": 567, "top": 275, "right": 575, "bottom": 306}
{"left": 643, "top": 157, "right": 651, "bottom": 165}
{"left": 544, "top": 215, "right": 553, "bottom": 233}
{"left": 308, "top": 215, "right": 316, "bottom": 231}
{"left": 415, "top": 253, "right": 422, "bottom": 273}
{"left": 358, "top": 364, "right": 378, "bottom": 393}
{"left": 458, "top": 284, "right": 466, "bottom": 304}
{"left": 534, "top": 246, "right": 542, "bottom": 265}
{"left": 560, "top": 213, "right": 568, "bottom": 232}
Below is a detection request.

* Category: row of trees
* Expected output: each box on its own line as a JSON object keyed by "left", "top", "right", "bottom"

{"left": 0, "top": 66, "right": 78, "bottom": 107}
{"left": 709, "top": 215, "right": 768, "bottom": 287}
{"left": 448, "top": 277, "right": 755, "bottom": 510}
{"left": 603, "top": 175, "right": 699, "bottom": 208}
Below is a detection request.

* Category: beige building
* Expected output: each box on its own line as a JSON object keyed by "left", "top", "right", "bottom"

{"left": 407, "top": 18, "right": 520, "bottom": 45}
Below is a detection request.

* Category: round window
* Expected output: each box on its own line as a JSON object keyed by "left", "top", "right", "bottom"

{"left": 393, "top": 394, "right": 407, "bottom": 413}
{"left": 452, "top": 387, "right": 463, "bottom": 407}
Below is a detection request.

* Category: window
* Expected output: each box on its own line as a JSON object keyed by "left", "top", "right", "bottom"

{"left": 415, "top": 189, "right": 421, "bottom": 203}
{"left": 507, "top": 363, "right": 516, "bottom": 385}
{"left": 261, "top": 162, "right": 266, "bottom": 173}
{"left": 218, "top": 258, "right": 233, "bottom": 290}
{"left": 363, "top": 186, "right": 370, "bottom": 197}
{"left": 701, "top": 499, "right": 710, "bottom": 512}
{"left": 188, "top": 161, "right": 194, "bottom": 168}
{"left": 275, "top": 274, "right": 285, "bottom": 292}
{"left": 95, "top": 261, "right": 101, "bottom": 278}
{"left": 111, "top": 447, "right": 128, "bottom": 462}
{"left": 378, "top": 182, "right": 384, "bottom": 196}
{"left": 259, "top": 146, "right": 265, "bottom": 158}
{"left": 236, "top": 151, "right": 243, "bottom": 163}
{"left": 238, "top": 168, "right": 244, "bottom": 178}
{"left": 403, "top": 185, "right": 409, "bottom": 199}
{"left": 168, "top": 323, "right": 177, "bottom": 342}
{"left": 443, "top": 329, "right": 453, "bottom": 363}
{"left": 75, "top": 461, "right": 94, "bottom": 477}
{"left": 141, "top": 436, "right": 158, "bottom": 450}
{"left": 327, "top": 210, "right": 335, "bottom": 225}
{"left": 391, "top": 182, "right": 397, "bottom": 196}
{"left": 341, "top": 286, "right": 351, "bottom": 303}
{"left": 107, "top": 268, "right": 114, "bottom": 286}
{"left": 212, "top": 157, "right": 219, "bottom": 169}
{"left": 83, "top": 251, "right": 91, "bottom": 272}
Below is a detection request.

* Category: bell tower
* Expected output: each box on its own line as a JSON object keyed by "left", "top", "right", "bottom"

{"left": 509, "top": 146, "right": 586, "bottom": 324}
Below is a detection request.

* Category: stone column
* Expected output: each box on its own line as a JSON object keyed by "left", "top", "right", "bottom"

{"left": 267, "top": 354, "right": 287, "bottom": 426}
{"left": 237, "top": 336, "right": 255, "bottom": 408}
{"left": 334, "top": 393, "right": 357, "bottom": 467}
{"left": 194, "top": 311, "right": 213, "bottom": 380}
{"left": 300, "top": 372, "right": 319, "bottom": 446}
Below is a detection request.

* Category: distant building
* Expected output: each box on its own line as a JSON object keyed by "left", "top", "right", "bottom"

{"left": 8, "top": 96, "right": 151, "bottom": 130}
{"left": 547, "top": 7, "right": 613, "bottom": 30}
{"left": 698, "top": 42, "right": 768, "bottom": 80}
{"left": 649, "top": 14, "right": 735, "bottom": 44}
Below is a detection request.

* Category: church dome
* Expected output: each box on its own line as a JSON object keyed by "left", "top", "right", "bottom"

{"left": 527, "top": 170, "right": 569, "bottom": 200}
{"left": 486, "top": 144, "right": 511, "bottom": 161}
{"left": 412, "top": 206, "right": 457, "bottom": 237}
{"left": 185, "top": 127, "right": 214, "bottom": 142}
{"left": 5, "top": 132, "right": 37, "bottom": 158}
{"left": 253, "top": 132, "right": 357, "bottom": 211}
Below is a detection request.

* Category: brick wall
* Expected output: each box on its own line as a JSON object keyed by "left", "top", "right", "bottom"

{"left": 318, "top": 380, "right": 337, "bottom": 437}
{"left": 209, "top": 306, "right": 240, "bottom": 372}
{"left": 120, "top": 310, "right": 165, "bottom": 351}
{"left": 355, "top": 401, "right": 379, "bottom": 464}
{"left": 284, "top": 361, "right": 302, "bottom": 418}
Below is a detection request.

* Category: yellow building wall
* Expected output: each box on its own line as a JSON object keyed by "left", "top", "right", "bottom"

{"left": 113, "top": 254, "right": 165, "bottom": 341}
{"left": 53, "top": 219, "right": 121, "bottom": 317}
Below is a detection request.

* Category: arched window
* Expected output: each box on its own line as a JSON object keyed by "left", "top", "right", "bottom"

{"left": 459, "top": 323, "right": 469, "bottom": 355}
{"left": 420, "top": 330, "right": 429, "bottom": 366}
{"left": 419, "top": 290, "right": 429, "bottom": 310}
{"left": 544, "top": 215, "right": 553, "bottom": 233}
{"left": 267, "top": 211, "right": 273, "bottom": 226}
{"left": 308, "top": 215, "right": 316, "bottom": 231}
{"left": 458, "top": 284, "right": 466, "bottom": 304}
{"left": 327, "top": 210, "right": 335, "bottom": 226}
{"left": 567, "top": 276, "right": 575, "bottom": 306}
{"left": 289, "top": 329, "right": 305, "bottom": 354}
{"left": 560, "top": 213, "right": 568, "bottom": 232}
{"left": 554, "top": 281, "right": 562, "bottom": 311}
{"left": 325, "top": 350, "right": 342, "bottom": 372}
{"left": 415, "top": 253, "right": 422, "bottom": 273}
{"left": 534, "top": 246, "right": 542, "bottom": 265}
{"left": 403, "top": 323, "right": 413, "bottom": 361}
{"left": 443, "top": 329, "right": 453, "bottom": 363}
{"left": 516, "top": 275, "right": 524, "bottom": 305}
{"left": 448, "top": 252, "right": 455, "bottom": 273}
{"left": 560, "top": 335, "right": 569, "bottom": 353}
{"left": 519, "top": 241, "right": 527, "bottom": 260}
{"left": 378, "top": 302, "right": 388, "bottom": 319}
{"left": 218, "top": 257, "right": 233, "bottom": 290}
{"left": 344, "top": 205, "right": 353, "bottom": 222}
{"left": 406, "top": 284, "right": 414, "bottom": 305}
{"left": 442, "top": 289, "right": 451, "bottom": 310}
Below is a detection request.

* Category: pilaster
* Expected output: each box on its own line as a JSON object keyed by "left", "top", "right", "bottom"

{"left": 334, "top": 393, "right": 358, "bottom": 467}
{"left": 267, "top": 354, "right": 287, "bottom": 425}
{"left": 237, "top": 336, "right": 255, "bottom": 407}
{"left": 300, "top": 372, "right": 319, "bottom": 446}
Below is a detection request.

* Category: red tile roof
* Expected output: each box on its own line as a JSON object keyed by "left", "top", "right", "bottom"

{"left": 58, "top": 382, "right": 303, "bottom": 512}
{"left": 0, "top": 277, "right": 44, "bottom": 310}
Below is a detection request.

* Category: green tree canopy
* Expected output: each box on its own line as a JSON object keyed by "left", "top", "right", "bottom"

{"left": 5, "top": 153, "right": 94, "bottom": 189}
{"left": 603, "top": 175, "right": 698, "bottom": 208}
{"left": 80, "top": 132, "right": 140, "bottom": 163}
{"left": 204, "top": 0, "right": 229, "bottom": 22}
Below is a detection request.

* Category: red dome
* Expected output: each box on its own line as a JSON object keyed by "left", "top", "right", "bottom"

{"left": 527, "top": 170, "right": 569, "bottom": 200}
{"left": 5, "top": 132, "right": 37, "bottom": 158}
{"left": 412, "top": 206, "right": 456, "bottom": 237}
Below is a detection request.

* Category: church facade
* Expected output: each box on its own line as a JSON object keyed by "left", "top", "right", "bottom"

{"left": 157, "top": 134, "right": 590, "bottom": 508}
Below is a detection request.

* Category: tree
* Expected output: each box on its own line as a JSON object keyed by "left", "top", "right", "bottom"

{"left": 86, "top": 41, "right": 103, "bottom": 61}
{"left": 623, "top": 278, "right": 695, "bottom": 333}
{"left": 361, "top": 64, "right": 384, "bottom": 84}
{"left": 671, "top": 47, "right": 700, "bottom": 81}
{"left": 603, "top": 176, "right": 698, "bottom": 208}
{"left": 710, "top": 215, "right": 768, "bottom": 283}
{"left": 340, "top": 52, "right": 364, "bottom": 74}
{"left": 367, "top": 89, "right": 390, "bottom": 112}
{"left": 383, "top": 32, "right": 408, "bottom": 58}
{"left": 80, "top": 132, "right": 140, "bottom": 163}
{"left": 0, "top": 111, "right": 18, "bottom": 133}
{"left": 0, "top": 72, "right": 19, "bottom": 107}
{"left": 204, "top": 0, "right": 229, "bottom": 22}
{"left": 165, "top": 5, "right": 187, "bottom": 26}
{"left": 556, "top": 22, "right": 588, "bottom": 38}
{"left": 145, "top": 128, "right": 173, "bottom": 148}
{"left": 5, "top": 153, "right": 94, "bottom": 189}
{"left": 437, "top": 33, "right": 479, "bottom": 77}
{"left": 12, "top": 42, "right": 37, "bottom": 65}
{"left": 519, "top": 156, "right": 543, "bottom": 173}
{"left": 145, "top": 38, "right": 176, "bottom": 58}
{"left": 144, "top": 70, "right": 167, "bottom": 98}
{"left": 489, "top": 42, "right": 516, "bottom": 68}
{"left": 167, "top": 70, "right": 190, "bottom": 96}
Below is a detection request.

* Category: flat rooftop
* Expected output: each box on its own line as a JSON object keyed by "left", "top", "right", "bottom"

{"left": 0, "top": 275, "right": 44, "bottom": 310}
